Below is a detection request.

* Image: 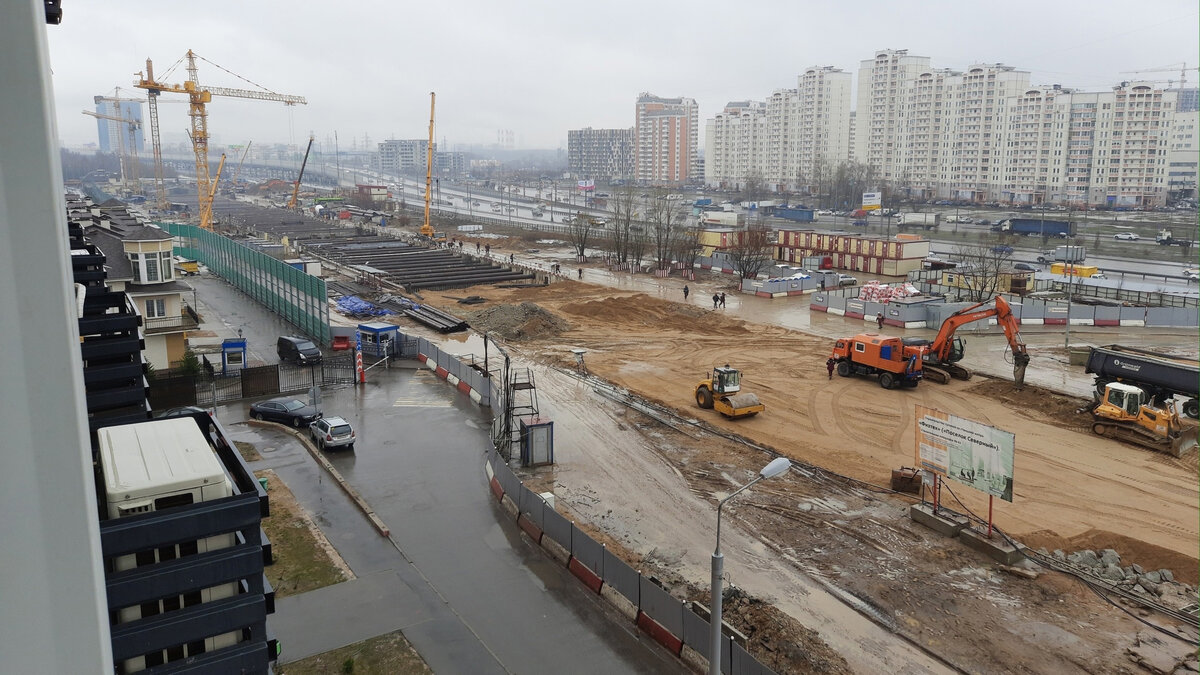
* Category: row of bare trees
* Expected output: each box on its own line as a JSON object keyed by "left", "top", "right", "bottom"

{"left": 563, "top": 187, "right": 775, "bottom": 280}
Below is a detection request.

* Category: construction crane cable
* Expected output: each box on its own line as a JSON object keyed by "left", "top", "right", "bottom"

{"left": 194, "top": 53, "right": 282, "bottom": 96}
{"left": 158, "top": 54, "right": 187, "bottom": 81}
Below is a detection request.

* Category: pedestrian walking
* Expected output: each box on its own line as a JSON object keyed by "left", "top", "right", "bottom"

{"left": 876, "top": 312, "right": 885, "bottom": 329}
{"left": 683, "top": 285, "right": 690, "bottom": 300}
{"left": 485, "top": 244, "right": 491, "bottom": 255}
{"left": 719, "top": 292, "right": 726, "bottom": 308}
{"left": 577, "top": 268, "right": 583, "bottom": 279}
{"left": 826, "top": 358, "right": 836, "bottom": 380}
{"left": 712, "top": 293, "right": 720, "bottom": 309}
{"left": 510, "top": 253, "right": 515, "bottom": 264}
{"left": 476, "top": 242, "right": 481, "bottom": 253}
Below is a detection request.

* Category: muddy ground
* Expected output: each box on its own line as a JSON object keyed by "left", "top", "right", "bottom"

{"left": 367, "top": 243, "right": 1200, "bottom": 672}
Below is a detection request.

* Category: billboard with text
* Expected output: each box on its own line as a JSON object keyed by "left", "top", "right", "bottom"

{"left": 915, "top": 406, "right": 1014, "bottom": 502}
{"left": 862, "top": 192, "right": 881, "bottom": 211}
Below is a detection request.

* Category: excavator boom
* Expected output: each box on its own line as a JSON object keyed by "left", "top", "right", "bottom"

{"left": 924, "top": 295, "right": 1029, "bottom": 388}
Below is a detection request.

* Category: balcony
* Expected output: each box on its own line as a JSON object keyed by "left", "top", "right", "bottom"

{"left": 143, "top": 303, "right": 201, "bottom": 335}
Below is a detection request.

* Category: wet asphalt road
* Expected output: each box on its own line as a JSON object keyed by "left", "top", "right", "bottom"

{"left": 192, "top": 272, "right": 685, "bottom": 672}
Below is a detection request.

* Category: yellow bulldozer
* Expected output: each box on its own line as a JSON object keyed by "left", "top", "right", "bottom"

{"left": 695, "top": 365, "right": 764, "bottom": 419}
{"left": 1091, "top": 382, "right": 1198, "bottom": 457}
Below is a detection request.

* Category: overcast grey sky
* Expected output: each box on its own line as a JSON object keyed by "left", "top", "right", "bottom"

{"left": 48, "top": 0, "right": 1199, "bottom": 152}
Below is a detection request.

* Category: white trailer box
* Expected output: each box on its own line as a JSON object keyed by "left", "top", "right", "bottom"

{"left": 98, "top": 418, "right": 237, "bottom": 671}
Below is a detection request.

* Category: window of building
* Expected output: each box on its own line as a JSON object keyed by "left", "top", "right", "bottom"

{"left": 145, "top": 298, "right": 166, "bottom": 318}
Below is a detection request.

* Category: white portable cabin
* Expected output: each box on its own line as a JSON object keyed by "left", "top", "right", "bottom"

{"left": 98, "top": 418, "right": 238, "bottom": 671}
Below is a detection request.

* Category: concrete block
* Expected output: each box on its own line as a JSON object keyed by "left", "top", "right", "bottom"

{"left": 446, "top": 373, "right": 460, "bottom": 387}
{"left": 828, "top": 307, "right": 846, "bottom": 316}
{"left": 909, "top": 503, "right": 968, "bottom": 537}
{"left": 680, "top": 645, "right": 708, "bottom": 673}
{"left": 1022, "top": 318, "right": 1044, "bottom": 325}
{"left": 1069, "top": 318, "right": 1093, "bottom": 326}
{"left": 958, "top": 526, "right": 1024, "bottom": 565}
{"left": 599, "top": 583, "right": 638, "bottom": 622}
{"left": 500, "top": 494, "right": 519, "bottom": 519}
{"left": 1119, "top": 319, "right": 1145, "bottom": 327}
{"left": 542, "top": 536, "right": 571, "bottom": 566}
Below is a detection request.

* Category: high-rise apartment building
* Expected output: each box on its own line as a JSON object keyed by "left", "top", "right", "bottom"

{"left": 1167, "top": 109, "right": 1198, "bottom": 201}
{"left": 703, "top": 67, "right": 851, "bottom": 192}
{"left": 567, "top": 127, "right": 634, "bottom": 182}
{"left": 634, "top": 93, "right": 699, "bottom": 185}
{"left": 796, "top": 66, "right": 852, "bottom": 187}
{"left": 705, "top": 101, "right": 767, "bottom": 190}
{"left": 894, "top": 67, "right": 958, "bottom": 200}
{"left": 1173, "top": 88, "right": 1198, "bottom": 113}
{"left": 373, "top": 139, "right": 434, "bottom": 175}
{"left": 943, "top": 64, "right": 1031, "bottom": 201}
{"left": 854, "top": 50, "right": 931, "bottom": 175}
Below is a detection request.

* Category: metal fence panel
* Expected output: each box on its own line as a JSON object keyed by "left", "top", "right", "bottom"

{"left": 240, "top": 365, "right": 281, "bottom": 399}
{"left": 570, "top": 525, "right": 604, "bottom": 575}
{"left": 147, "top": 375, "right": 196, "bottom": 410}
{"left": 542, "top": 506, "right": 572, "bottom": 550}
{"left": 1095, "top": 306, "right": 1121, "bottom": 322}
{"left": 495, "top": 460, "right": 520, "bottom": 499}
{"left": 682, "top": 608, "right": 711, "bottom": 658}
{"left": 731, "top": 640, "right": 769, "bottom": 675}
{"left": 638, "top": 577, "right": 684, "bottom": 638}
{"left": 1069, "top": 304, "right": 1095, "bottom": 320}
{"left": 1120, "top": 306, "right": 1148, "bottom": 321}
{"left": 601, "top": 548, "right": 639, "bottom": 604}
{"left": 518, "top": 485, "right": 544, "bottom": 529}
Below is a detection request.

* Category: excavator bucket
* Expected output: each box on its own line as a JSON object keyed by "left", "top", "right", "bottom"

{"left": 1171, "top": 426, "right": 1198, "bottom": 458}
{"left": 1013, "top": 352, "right": 1030, "bottom": 390}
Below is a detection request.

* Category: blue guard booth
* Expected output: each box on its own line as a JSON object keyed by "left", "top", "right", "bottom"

{"left": 221, "top": 338, "right": 247, "bottom": 374}
{"left": 358, "top": 322, "right": 399, "bottom": 358}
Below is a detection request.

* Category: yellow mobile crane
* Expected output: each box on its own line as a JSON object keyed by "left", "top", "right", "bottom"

{"left": 227, "top": 141, "right": 252, "bottom": 196}
{"left": 135, "top": 50, "right": 306, "bottom": 228}
{"left": 288, "top": 135, "right": 315, "bottom": 210}
{"left": 421, "top": 92, "right": 436, "bottom": 238}
{"left": 198, "top": 153, "right": 227, "bottom": 230}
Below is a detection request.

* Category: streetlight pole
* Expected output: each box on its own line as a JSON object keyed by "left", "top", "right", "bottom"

{"left": 710, "top": 457, "right": 790, "bottom": 675}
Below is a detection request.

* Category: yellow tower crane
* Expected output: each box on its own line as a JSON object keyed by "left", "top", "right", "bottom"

{"left": 81, "top": 109, "right": 141, "bottom": 193}
{"left": 422, "top": 92, "right": 436, "bottom": 238}
{"left": 134, "top": 50, "right": 306, "bottom": 229}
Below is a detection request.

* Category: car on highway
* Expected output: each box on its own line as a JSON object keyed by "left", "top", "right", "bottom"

{"left": 991, "top": 245, "right": 1014, "bottom": 254}
{"left": 310, "top": 415, "right": 355, "bottom": 451}
{"left": 249, "top": 397, "right": 321, "bottom": 428}
{"left": 1013, "top": 262, "right": 1037, "bottom": 272}
{"left": 817, "top": 210, "right": 833, "bottom": 216}
{"left": 852, "top": 219, "right": 868, "bottom": 226}
{"left": 976, "top": 219, "right": 992, "bottom": 226}
{"left": 1185, "top": 269, "right": 1199, "bottom": 282}
{"left": 1113, "top": 232, "right": 1140, "bottom": 241}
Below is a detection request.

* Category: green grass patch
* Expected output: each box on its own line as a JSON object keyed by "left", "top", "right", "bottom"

{"left": 277, "top": 630, "right": 431, "bottom": 675}
{"left": 255, "top": 469, "right": 350, "bottom": 597}
{"left": 235, "top": 441, "right": 262, "bottom": 462}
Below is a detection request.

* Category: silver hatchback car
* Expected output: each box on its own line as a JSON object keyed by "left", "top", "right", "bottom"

{"left": 309, "top": 416, "right": 355, "bottom": 451}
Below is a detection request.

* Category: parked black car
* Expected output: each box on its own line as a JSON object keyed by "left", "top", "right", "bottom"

{"left": 277, "top": 335, "right": 323, "bottom": 366}
{"left": 248, "top": 397, "right": 321, "bottom": 427}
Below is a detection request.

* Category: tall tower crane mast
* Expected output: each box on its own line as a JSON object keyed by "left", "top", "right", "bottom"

{"left": 81, "top": 109, "right": 141, "bottom": 192}
{"left": 422, "top": 92, "right": 436, "bottom": 238}
{"left": 135, "top": 50, "right": 306, "bottom": 229}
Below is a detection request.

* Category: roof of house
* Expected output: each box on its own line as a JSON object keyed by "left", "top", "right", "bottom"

{"left": 83, "top": 226, "right": 132, "bottom": 281}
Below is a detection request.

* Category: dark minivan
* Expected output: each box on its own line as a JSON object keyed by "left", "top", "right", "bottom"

{"left": 277, "top": 336, "right": 322, "bottom": 365}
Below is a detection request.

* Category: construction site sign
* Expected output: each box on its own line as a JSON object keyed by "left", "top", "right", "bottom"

{"left": 914, "top": 406, "right": 1015, "bottom": 502}
{"left": 861, "top": 192, "right": 881, "bottom": 211}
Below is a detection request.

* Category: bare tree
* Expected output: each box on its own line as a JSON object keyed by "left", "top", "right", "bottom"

{"left": 649, "top": 190, "right": 686, "bottom": 271}
{"left": 729, "top": 224, "right": 775, "bottom": 280}
{"left": 950, "top": 241, "right": 1014, "bottom": 302}
{"left": 739, "top": 170, "right": 767, "bottom": 203}
{"left": 567, "top": 213, "right": 599, "bottom": 262}
{"left": 606, "top": 187, "right": 638, "bottom": 265}
{"left": 672, "top": 218, "right": 701, "bottom": 280}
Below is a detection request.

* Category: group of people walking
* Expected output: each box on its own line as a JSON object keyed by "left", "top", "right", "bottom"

{"left": 683, "top": 285, "right": 726, "bottom": 309}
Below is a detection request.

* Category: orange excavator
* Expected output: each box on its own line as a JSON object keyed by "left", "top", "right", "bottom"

{"left": 903, "top": 296, "right": 1030, "bottom": 388}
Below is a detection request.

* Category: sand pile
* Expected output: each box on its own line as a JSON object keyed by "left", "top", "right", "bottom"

{"left": 471, "top": 302, "right": 571, "bottom": 340}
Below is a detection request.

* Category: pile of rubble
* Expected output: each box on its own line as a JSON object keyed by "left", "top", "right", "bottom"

{"left": 470, "top": 302, "right": 570, "bottom": 341}
{"left": 858, "top": 280, "right": 921, "bottom": 303}
{"left": 1041, "top": 547, "right": 1197, "bottom": 605}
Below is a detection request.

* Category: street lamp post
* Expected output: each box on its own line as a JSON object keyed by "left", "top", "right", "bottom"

{"left": 710, "top": 457, "right": 791, "bottom": 675}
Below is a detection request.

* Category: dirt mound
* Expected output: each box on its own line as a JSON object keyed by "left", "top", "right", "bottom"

{"left": 559, "top": 293, "right": 750, "bottom": 335}
{"left": 969, "top": 378, "right": 1093, "bottom": 429}
{"left": 470, "top": 302, "right": 570, "bottom": 341}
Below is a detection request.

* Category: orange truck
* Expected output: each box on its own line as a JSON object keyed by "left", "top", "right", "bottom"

{"left": 830, "top": 334, "right": 923, "bottom": 389}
